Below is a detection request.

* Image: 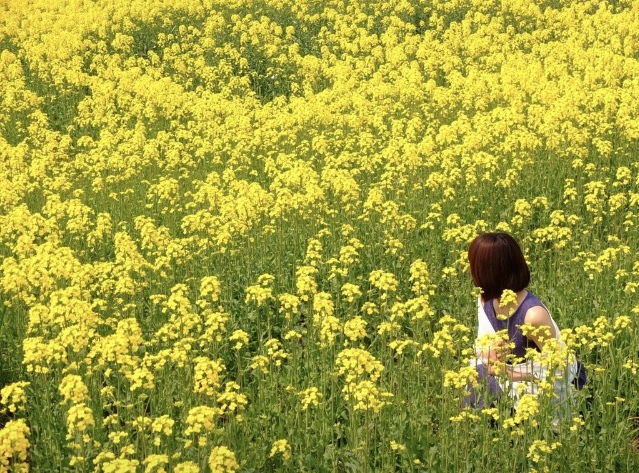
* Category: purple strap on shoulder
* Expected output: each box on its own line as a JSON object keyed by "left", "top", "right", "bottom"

{"left": 483, "top": 292, "right": 544, "bottom": 358}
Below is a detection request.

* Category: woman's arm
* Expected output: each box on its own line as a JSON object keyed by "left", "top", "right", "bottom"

{"left": 523, "top": 305, "right": 558, "bottom": 347}
{"left": 501, "top": 365, "right": 537, "bottom": 382}
{"left": 486, "top": 355, "right": 539, "bottom": 381}
{"left": 485, "top": 356, "right": 536, "bottom": 381}
{"left": 489, "top": 306, "right": 558, "bottom": 381}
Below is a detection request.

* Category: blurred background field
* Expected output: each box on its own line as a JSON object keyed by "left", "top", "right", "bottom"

{"left": 1, "top": 0, "right": 639, "bottom": 471}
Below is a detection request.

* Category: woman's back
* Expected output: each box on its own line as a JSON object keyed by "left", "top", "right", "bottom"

{"left": 481, "top": 291, "right": 552, "bottom": 359}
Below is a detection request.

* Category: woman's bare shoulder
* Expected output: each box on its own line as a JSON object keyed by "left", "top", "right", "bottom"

{"left": 523, "top": 304, "right": 558, "bottom": 341}
{"left": 523, "top": 305, "right": 552, "bottom": 327}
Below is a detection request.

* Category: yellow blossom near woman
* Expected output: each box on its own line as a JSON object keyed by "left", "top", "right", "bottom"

{"left": 503, "top": 393, "right": 541, "bottom": 434}
{"left": 336, "top": 348, "right": 384, "bottom": 383}
{"left": 342, "top": 380, "right": 392, "bottom": 413}
{"left": 444, "top": 365, "right": 479, "bottom": 390}
{"left": 449, "top": 408, "right": 480, "bottom": 423}
{"left": 527, "top": 439, "right": 561, "bottom": 464}
{"left": 408, "top": 258, "right": 433, "bottom": 296}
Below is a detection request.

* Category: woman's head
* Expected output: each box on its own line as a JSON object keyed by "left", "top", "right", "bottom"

{"left": 468, "top": 232, "right": 530, "bottom": 300}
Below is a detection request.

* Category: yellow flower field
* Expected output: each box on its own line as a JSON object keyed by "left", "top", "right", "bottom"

{"left": 1, "top": 0, "right": 639, "bottom": 471}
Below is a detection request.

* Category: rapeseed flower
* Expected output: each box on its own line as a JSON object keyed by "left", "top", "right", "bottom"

{"left": 174, "top": 461, "right": 200, "bottom": 473}
{"left": 343, "top": 316, "right": 367, "bottom": 344}
{"left": 269, "top": 439, "right": 291, "bottom": 461}
{"left": 208, "top": 446, "right": 239, "bottom": 472}
{"left": 192, "top": 357, "right": 225, "bottom": 396}
{"left": 65, "top": 403, "right": 95, "bottom": 441}
{"left": 184, "top": 406, "right": 218, "bottom": 435}
{"left": 0, "top": 381, "right": 29, "bottom": 414}
{"left": 0, "top": 419, "right": 30, "bottom": 472}
{"left": 298, "top": 387, "right": 322, "bottom": 411}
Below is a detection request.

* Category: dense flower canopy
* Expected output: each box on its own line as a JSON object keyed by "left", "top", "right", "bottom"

{"left": 1, "top": 0, "right": 639, "bottom": 471}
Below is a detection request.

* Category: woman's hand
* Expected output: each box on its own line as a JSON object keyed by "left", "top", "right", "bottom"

{"left": 482, "top": 340, "right": 509, "bottom": 376}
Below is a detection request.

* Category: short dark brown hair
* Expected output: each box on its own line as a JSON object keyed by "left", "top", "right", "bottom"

{"left": 468, "top": 232, "right": 530, "bottom": 301}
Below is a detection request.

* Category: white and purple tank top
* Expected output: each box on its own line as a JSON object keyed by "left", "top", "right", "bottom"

{"left": 482, "top": 291, "right": 546, "bottom": 360}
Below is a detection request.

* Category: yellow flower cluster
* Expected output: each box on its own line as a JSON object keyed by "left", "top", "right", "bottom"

{"left": 174, "top": 461, "right": 199, "bottom": 473}
{"left": 229, "top": 330, "right": 249, "bottom": 350}
{"left": 184, "top": 405, "right": 217, "bottom": 436}
{"left": 65, "top": 402, "right": 95, "bottom": 446}
{"left": 151, "top": 416, "right": 175, "bottom": 447}
{"left": 0, "top": 419, "right": 30, "bottom": 473}
{"left": 503, "top": 394, "right": 540, "bottom": 436}
{"left": 217, "top": 382, "right": 248, "bottom": 416}
{"left": 264, "top": 338, "right": 288, "bottom": 367}
{"left": 341, "top": 283, "right": 362, "bottom": 303}
{"left": 269, "top": 439, "right": 292, "bottom": 461}
{"left": 562, "top": 316, "right": 623, "bottom": 350}
{"left": 0, "top": 382, "right": 29, "bottom": 414}
{"left": 192, "top": 357, "right": 225, "bottom": 396}
{"left": 59, "top": 375, "right": 89, "bottom": 404}
{"left": 369, "top": 269, "right": 399, "bottom": 295}
{"left": 298, "top": 387, "right": 322, "bottom": 411}
{"left": 343, "top": 316, "right": 368, "bottom": 345}
{"left": 420, "top": 315, "right": 472, "bottom": 359}
{"left": 245, "top": 274, "right": 275, "bottom": 306}
{"left": 527, "top": 439, "right": 561, "bottom": 464}
{"left": 208, "top": 446, "right": 239, "bottom": 472}
{"left": 444, "top": 365, "right": 479, "bottom": 390}
{"left": 312, "top": 292, "right": 341, "bottom": 347}
{"left": 449, "top": 408, "right": 480, "bottom": 423}
{"left": 143, "top": 453, "right": 169, "bottom": 473}
{"left": 336, "top": 348, "right": 392, "bottom": 413}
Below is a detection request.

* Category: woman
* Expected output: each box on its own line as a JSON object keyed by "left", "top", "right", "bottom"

{"left": 465, "top": 232, "right": 581, "bottom": 419}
